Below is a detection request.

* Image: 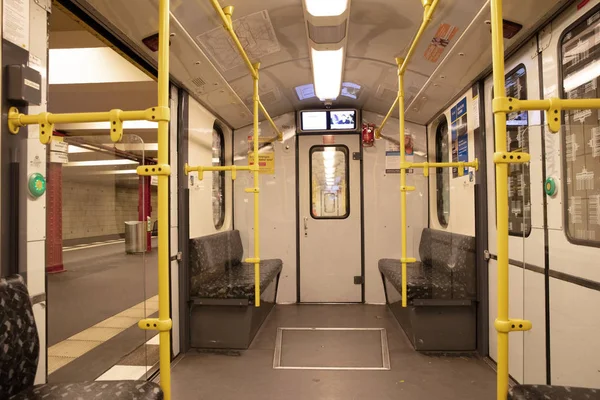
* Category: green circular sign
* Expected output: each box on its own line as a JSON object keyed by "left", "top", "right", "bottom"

{"left": 28, "top": 173, "right": 46, "bottom": 198}
{"left": 544, "top": 177, "right": 557, "bottom": 197}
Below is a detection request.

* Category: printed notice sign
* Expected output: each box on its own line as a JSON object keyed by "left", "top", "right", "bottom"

{"left": 3, "top": 0, "right": 29, "bottom": 50}
{"left": 424, "top": 23, "right": 458, "bottom": 63}
{"left": 451, "top": 97, "right": 468, "bottom": 178}
{"left": 248, "top": 135, "right": 275, "bottom": 174}
{"left": 385, "top": 140, "right": 400, "bottom": 173}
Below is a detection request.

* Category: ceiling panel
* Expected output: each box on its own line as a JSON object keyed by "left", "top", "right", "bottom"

{"left": 76, "top": 0, "right": 570, "bottom": 130}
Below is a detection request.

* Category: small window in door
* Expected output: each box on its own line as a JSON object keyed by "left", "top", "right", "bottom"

{"left": 560, "top": 12, "right": 600, "bottom": 246}
{"left": 310, "top": 145, "right": 349, "bottom": 219}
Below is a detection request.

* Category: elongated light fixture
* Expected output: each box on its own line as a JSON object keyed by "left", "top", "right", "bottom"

{"left": 312, "top": 48, "right": 344, "bottom": 100}
{"left": 305, "top": 0, "right": 348, "bottom": 17}
{"left": 303, "top": 0, "right": 350, "bottom": 102}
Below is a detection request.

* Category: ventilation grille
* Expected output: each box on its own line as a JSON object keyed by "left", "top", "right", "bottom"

{"left": 260, "top": 89, "right": 279, "bottom": 105}
{"left": 191, "top": 76, "right": 206, "bottom": 88}
{"left": 307, "top": 20, "right": 347, "bottom": 44}
{"left": 375, "top": 85, "right": 398, "bottom": 103}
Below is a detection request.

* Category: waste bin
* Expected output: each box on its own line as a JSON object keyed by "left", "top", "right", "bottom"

{"left": 125, "top": 221, "right": 146, "bottom": 254}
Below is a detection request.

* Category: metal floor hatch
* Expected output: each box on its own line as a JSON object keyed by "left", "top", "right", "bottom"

{"left": 273, "top": 327, "right": 391, "bottom": 370}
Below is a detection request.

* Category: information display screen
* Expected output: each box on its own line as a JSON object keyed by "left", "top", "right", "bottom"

{"left": 301, "top": 111, "right": 328, "bottom": 131}
{"left": 330, "top": 110, "right": 356, "bottom": 130}
{"left": 298, "top": 109, "right": 359, "bottom": 132}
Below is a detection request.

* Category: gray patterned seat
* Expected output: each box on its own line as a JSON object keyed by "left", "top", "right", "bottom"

{"left": 0, "top": 275, "right": 163, "bottom": 400}
{"left": 189, "top": 230, "right": 282, "bottom": 301}
{"left": 379, "top": 228, "right": 477, "bottom": 303}
{"left": 509, "top": 384, "right": 599, "bottom": 399}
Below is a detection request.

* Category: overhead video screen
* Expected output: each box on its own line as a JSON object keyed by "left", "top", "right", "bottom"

{"left": 301, "top": 111, "right": 328, "bottom": 131}
{"left": 330, "top": 110, "right": 356, "bottom": 130}
{"left": 298, "top": 109, "right": 359, "bottom": 133}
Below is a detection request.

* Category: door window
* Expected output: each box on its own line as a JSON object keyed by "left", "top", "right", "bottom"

{"left": 310, "top": 145, "right": 349, "bottom": 219}
{"left": 560, "top": 12, "right": 600, "bottom": 245}
{"left": 212, "top": 125, "right": 225, "bottom": 229}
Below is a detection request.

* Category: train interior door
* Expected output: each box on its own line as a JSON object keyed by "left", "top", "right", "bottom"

{"left": 541, "top": 2, "right": 600, "bottom": 387}
{"left": 298, "top": 134, "right": 362, "bottom": 303}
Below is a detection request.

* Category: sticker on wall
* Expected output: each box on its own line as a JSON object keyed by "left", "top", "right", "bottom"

{"left": 3, "top": 0, "right": 30, "bottom": 50}
{"left": 451, "top": 97, "right": 468, "bottom": 178}
{"left": 385, "top": 138, "right": 414, "bottom": 174}
{"left": 424, "top": 23, "right": 459, "bottom": 63}
{"left": 248, "top": 135, "right": 275, "bottom": 174}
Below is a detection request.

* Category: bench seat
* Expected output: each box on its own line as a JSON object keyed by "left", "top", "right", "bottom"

{"left": 379, "top": 228, "right": 477, "bottom": 351}
{"left": 190, "top": 259, "right": 282, "bottom": 299}
{"left": 10, "top": 381, "right": 163, "bottom": 400}
{"left": 1, "top": 275, "right": 163, "bottom": 400}
{"left": 509, "top": 385, "right": 599, "bottom": 399}
{"left": 188, "top": 230, "right": 282, "bottom": 349}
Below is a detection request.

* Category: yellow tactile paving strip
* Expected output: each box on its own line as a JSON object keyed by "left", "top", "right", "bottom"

{"left": 48, "top": 295, "right": 159, "bottom": 375}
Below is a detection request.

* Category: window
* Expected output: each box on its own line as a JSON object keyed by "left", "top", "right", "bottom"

{"left": 310, "top": 145, "right": 349, "bottom": 219}
{"left": 435, "top": 116, "right": 450, "bottom": 227}
{"left": 560, "top": 11, "right": 600, "bottom": 246}
{"left": 505, "top": 65, "right": 531, "bottom": 237}
{"left": 212, "top": 125, "right": 225, "bottom": 229}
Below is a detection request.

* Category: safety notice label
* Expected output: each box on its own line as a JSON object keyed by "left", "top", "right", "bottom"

{"left": 3, "top": 0, "right": 29, "bottom": 50}
{"left": 424, "top": 23, "right": 458, "bottom": 63}
{"left": 248, "top": 135, "right": 275, "bottom": 174}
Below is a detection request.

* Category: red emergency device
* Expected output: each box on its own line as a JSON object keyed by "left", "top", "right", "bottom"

{"left": 362, "top": 123, "right": 375, "bottom": 147}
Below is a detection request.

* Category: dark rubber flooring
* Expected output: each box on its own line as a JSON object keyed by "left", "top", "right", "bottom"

{"left": 47, "top": 239, "right": 158, "bottom": 345}
{"left": 170, "top": 304, "right": 496, "bottom": 399}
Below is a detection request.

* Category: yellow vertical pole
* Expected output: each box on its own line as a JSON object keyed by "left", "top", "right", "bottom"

{"left": 397, "top": 57, "right": 408, "bottom": 308}
{"left": 157, "top": 0, "right": 171, "bottom": 397}
{"left": 253, "top": 63, "right": 261, "bottom": 307}
{"left": 491, "top": 0, "right": 509, "bottom": 398}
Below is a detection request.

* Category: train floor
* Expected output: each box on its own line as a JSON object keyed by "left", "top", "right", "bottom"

{"left": 47, "top": 238, "right": 159, "bottom": 382}
{"left": 170, "top": 304, "right": 496, "bottom": 400}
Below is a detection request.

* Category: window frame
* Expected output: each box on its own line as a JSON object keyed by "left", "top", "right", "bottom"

{"left": 435, "top": 115, "right": 450, "bottom": 228}
{"left": 558, "top": 6, "right": 600, "bottom": 248}
{"left": 212, "top": 124, "right": 226, "bottom": 230}
{"left": 491, "top": 63, "right": 532, "bottom": 238}
{"left": 309, "top": 144, "right": 350, "bottom": 220}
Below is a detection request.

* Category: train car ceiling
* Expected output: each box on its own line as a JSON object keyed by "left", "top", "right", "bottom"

{"left": 65, "top": 0, "right": 571, "bottom": 129}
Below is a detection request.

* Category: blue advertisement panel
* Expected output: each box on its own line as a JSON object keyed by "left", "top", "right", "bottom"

{"left": 451, "top": 97, "right": 468, "bottom": 178}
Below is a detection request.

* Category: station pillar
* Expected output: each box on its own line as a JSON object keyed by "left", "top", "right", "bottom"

{"left": 46, "top": 160, "right": 64, "bottom": 273}
{"left": 139, "top": 175, "right": 152, "bottom": 251}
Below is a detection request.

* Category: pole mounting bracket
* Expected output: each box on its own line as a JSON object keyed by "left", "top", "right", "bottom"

{"left": 494, "top": 318, "right": 532, "bottom": 333}
{"left": 138, "top": 318, "right": 172, "bottom": 332}
{"left": 493, "top": 152, "right": 530, "bottom": 164}
{"left": 401, "top": 257, "right": 417, "bottom": 263}
{"left": 137, "top": 164, "right": 171, "bottom": 176}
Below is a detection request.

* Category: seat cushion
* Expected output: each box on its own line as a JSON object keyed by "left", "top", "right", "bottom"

{"left": 0, "top": 275, "right": 40, "bottom": 399}
{"left": 190, "top": 259, "right": 282, "bottom": 300}
{"left": 508, "top": 384, "right": 599, "bottom": 400}
{"left": 10, "top": 381, "right": 163, "bottom": 400}
{"left": 189, "top": 230, "right": 244, "bottom": 291}
{"left": 378, "top": 259, "right": 432, "bottom": 301}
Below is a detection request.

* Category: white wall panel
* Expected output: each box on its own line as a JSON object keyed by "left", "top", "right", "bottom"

{"left": 428, "top": 93, "right": 477, "bottom": 236}
{"left": 363, "top": 111, "right": 427, "bottom": 304}
{"left": 233, "top": 113, "right": 297, "bottom": 303}
{"left": 188, "top": 97, "right": 232, "bottom": 238}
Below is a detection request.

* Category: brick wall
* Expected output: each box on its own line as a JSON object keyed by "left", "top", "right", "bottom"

{"left": 62, "top": 180, "right": 157, "bottom": 241}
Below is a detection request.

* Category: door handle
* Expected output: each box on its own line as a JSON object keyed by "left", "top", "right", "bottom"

{"left": 303, "top": 217, "right": 308, "bottom": 237}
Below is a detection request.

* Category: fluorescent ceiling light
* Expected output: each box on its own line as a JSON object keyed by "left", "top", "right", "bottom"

{"left": 324, "top": 159, "right": 335, "bottom": 168}
{"left": 305, "top": 0, "right": 348, "bottom": 17}
{"left": 564, "top": 59, "right": 600, "bottom": 91}
{"left": 64, "top": 159, "right": 138, "bottom": 167}
{"left": 311, "top": 48, "right": 344, "bottom": 100}
{"left": 68, "top": 145, "right": 91, "bottom": 154}
{"left": 325, "top": 166, "right": 336, "bottom": 174}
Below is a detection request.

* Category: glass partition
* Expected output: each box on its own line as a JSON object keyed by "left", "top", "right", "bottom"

{"left": 47, "top": 134, "right": 156, "bottom": 381}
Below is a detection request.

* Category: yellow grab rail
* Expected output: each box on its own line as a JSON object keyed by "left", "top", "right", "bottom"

{"left": 207, "top": 1, "right": 270, "bottom": 306}
{"left": 8, "top": 0, "right": 173, "bottom": 397}
{"left": 490, "top": 0, "right": 532, "bottom": 399}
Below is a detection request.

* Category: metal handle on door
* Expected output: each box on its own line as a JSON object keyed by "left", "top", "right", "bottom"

{"left": 303, "top": 217, "right": 308, "bottom": 237}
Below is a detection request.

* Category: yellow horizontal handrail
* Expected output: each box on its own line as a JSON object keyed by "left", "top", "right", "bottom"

{"left": 184, "top": 163, "right": 256, "bottom": 181}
